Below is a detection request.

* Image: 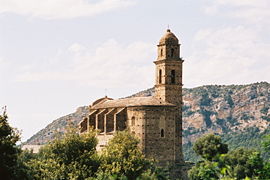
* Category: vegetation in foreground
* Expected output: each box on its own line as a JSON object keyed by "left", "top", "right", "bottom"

{"left": 0, "top": 110, "right": 167, "bottom": 180}
{"left": 1, "top": 109, "right": 270, "bottom": 180}
{"left": 188, "top": 134, "right": 270, "bottom": 180}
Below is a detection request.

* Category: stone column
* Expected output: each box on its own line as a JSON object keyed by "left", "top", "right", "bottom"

{"left": 104, "top": 115, "right": 107, "bottom": 134}
{"left": 95, "top": 114, "right": 98, "bottom": 130}
{"left": 113, "top": 113, "right": 117, "bottom": 132}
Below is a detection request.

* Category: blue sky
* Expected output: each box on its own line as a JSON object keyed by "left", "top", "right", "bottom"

{"left": 0, "top": 0, "right": 269, "bottom": 141}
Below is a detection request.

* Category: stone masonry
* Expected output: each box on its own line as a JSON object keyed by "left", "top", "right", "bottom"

{"left": 79, "top": 29, "right": 186, "bottom": 178}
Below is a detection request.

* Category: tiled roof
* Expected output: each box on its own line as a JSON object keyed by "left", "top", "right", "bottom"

{"left": 91, "top": 96, "right": 175, "bottom": 109}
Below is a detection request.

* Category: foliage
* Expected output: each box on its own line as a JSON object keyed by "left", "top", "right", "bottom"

{"left": 222, "top": 128, "right": 270, "bottom": 160}
{"left": 22, "top": 129, "right": 166, "bottom": 179}
{"left": 224, "top": 94, "right": 234, "bottom": 108}
{"left": 193, "top": 134, "right": 228, "bottom": 161}
{"left": 262, "top": 134, "right": 270, "bottom": 155}
{"left": 221, "top": 148, "right": 264, "bottom": 179}
{"left": 0, "top": 108, "right": 31, "bottom": 179}
{"left": 27, "top": 128, "right": 100, "bottom": 180}
{"left": 183, "top": 142, "right": 200, "bottom": 162}
{"left": 189, "top": 133, "right": 270, "bottom": 180}
{"left": 188, "top": 161, "right": 219, "bottom": 180}
{"left": 199, "top": 92, "right": 212, "bottom": 107}
{"left": 98, "top": 131, "right": 153, "bottom": 180}
{"left": 199, "top": 109, "right": 214, "bottom": 127}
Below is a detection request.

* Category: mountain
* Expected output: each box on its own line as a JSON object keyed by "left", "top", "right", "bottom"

{"left": 24, "top": 82, "right": 270, "bottom": 161}
{"left": 24, "top": 106, "right": 89, "bottom": 145}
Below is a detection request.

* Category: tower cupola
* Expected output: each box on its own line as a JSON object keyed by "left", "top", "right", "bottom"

{"left": 157, "top": 29, "right": 180, "bottom": 60}
{"left": 159, "top": 29, "right": 179, "bottom": 45}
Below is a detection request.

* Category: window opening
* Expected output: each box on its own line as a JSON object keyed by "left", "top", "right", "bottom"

{"left": 159, "top": 69, "right": 162, "bottom": 84}
{"left": 171, "top": 70, "right": 176, "bottom": 84}
{"left": 161, "top": 129, "right": 165, "bottom": 137}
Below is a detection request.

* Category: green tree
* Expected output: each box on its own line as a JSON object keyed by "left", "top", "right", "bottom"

{"left": 0, "top": 108, "right": 28, "bottom": 180}
{"left": 27, "top": 128, "right": 100, "bottom": 179}
{"left": 222, "top": 148, "right": 264, "bottom": 179}
{"left": 193, "top": 134, "right": 228, "bottom": 161}
{"left": 188, "top": 161, "right": 219, "bottom": 180}
{"left": 99, "top": 131, "right": 153, "bottom": 180}
{"left": 189, "top": 134, "right": 269, "bottom": 180}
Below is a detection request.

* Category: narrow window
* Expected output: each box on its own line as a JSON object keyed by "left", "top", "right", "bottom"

{"left": 161, "top": 129, "right": 164, "bottom": 137}
{"left": 171, "top": 70, "right": 175, "bottom": 84}
{"left": 160, "top": 49, "right": 163, "bottom": 56}
{"left": 171, "top": 48, "right": 174, "bottom": 57}
{"left": 131, "top": 116, "right": 135, "bottom": 126}
{"left": 159, "top": 69, "right": 162, "bottom": 84}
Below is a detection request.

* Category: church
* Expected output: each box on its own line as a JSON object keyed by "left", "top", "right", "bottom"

{"left": 79, "top": 29, "right": 184, "bottom": 167}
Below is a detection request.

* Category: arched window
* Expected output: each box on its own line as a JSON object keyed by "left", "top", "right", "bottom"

{"left": 171, "top": 70, "right": 175, "bottom": 84}
{"left": 171, "top": 48, "right": 174, "bottom": 57}
{"left": 161, "top": 129, "right": 164, "bottom": 137}
{"left": 131, "top": 116, "right": 135, "bottom": 126}
{"left": 159, "top": 69, "right": 162, "bottom": 84}
{"left": 160, "top": 49, "right": 163, "bottom": 56}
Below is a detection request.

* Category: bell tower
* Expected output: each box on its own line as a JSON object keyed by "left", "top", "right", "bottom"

{"left": 154, "top": 29, "right": 184, "bottom": 163}
{"left": 154, "top": 29, "right": 183, "bottom": 106}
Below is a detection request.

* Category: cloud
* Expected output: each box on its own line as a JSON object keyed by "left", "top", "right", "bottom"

{"left": 0, "top": 0, "right": 135, "bottom": 20}
{"left": 185, "top": 25, "right": 270, "bottom": 87}
{"left": 16, "top": 40, "right": 155, "bottom": 88}
{"left": 204, "top": 0, "right": 270, "bottom": 23}
{"left": 68, "top": 43, "right": 86, "bottom": 53}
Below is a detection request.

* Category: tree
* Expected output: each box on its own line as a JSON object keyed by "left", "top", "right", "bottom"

{"left": 188, "top": 161, "right": 219, "bottom": 180}
{"left": 27, "top": 128, "right": 100, "bottom": 179}
{"left": 222, "top": 148, "right": 264, "bottom": 179}
{"left": 0, "top": 108, "right": 24, "bottom": 179}
{"left": 189, "top": 134, "right": 268, "bottom": 180}
{"left": 98, "top": 131, "right": 153, "bottom": 180}
{"left": 193, "top": 134, "right": 228, "bottom": 161}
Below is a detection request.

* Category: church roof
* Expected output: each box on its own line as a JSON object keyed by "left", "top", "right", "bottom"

{"left": 90, "top": 96, "right": 175, "bottom": 109}
{"left": 159, "top": 29, "right": 179, "bottom": 45}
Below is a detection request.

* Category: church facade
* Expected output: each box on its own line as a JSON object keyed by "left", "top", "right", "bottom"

{"left": 79, "top": 29, "right": 184, "bottom": 166}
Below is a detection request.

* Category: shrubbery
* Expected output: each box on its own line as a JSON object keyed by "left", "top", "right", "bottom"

{"left": 0, "top": 111, "right": 166, "bottom": 180}
{"left": 189, "top": 134, "right": 270, "bottom": 180}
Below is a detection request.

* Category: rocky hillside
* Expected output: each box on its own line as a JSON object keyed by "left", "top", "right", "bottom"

{"left": 24, "top": 106, "right": 89, "bottom": 145}
{"left": 24, "top": 82, "right": 270, "bottom": 161}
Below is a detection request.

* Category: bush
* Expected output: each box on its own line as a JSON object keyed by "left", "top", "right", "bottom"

{"left": 27, "top": 128, "right": 100, "bottom": 180}
{"left": 98, "top": 131, "right": 153, "bottom": 179}
{"left": 189, "top": 133, "right": 270, "bottom": 180}
{"left": 193, "top": 134, "right": 228, "bottom": 161}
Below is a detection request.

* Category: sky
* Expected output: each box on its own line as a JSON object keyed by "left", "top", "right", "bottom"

{"left": 0, "top": 0, "right": 269, "bottom": 142}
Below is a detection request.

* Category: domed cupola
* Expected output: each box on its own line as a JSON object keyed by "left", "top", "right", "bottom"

{"left": 159, "top": 29, "right": 179, "bottom": 45}
{"left": 157, "top": 29, "right": 180, "bottom": 60}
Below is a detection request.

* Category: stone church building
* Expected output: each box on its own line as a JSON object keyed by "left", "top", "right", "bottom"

{"left": 79, "top": 29, "right": 184, "bottom": 168}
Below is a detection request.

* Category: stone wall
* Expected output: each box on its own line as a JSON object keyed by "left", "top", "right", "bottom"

{"left": 143, "top": 106, "right": 177, "bottom": 165}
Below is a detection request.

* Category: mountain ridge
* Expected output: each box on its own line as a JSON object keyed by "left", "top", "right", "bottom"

{"left": 24, "top": 82, "right": 270, "bottom": 161}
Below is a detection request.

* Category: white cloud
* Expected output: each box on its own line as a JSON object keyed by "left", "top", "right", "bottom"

{"left": 185, "top": 26, "right": 270, "bottom": 87}
{"left": 0, "top": 0, "right": 135, "bottom": 20}
{"left": 16, "top": 40, "right": 155, "bottom": 88}
{"left": 68, "top": 43, "right": 86, "bottom": 53}
{"left": 204, "top": 0, "right": 270, "bottom": 23}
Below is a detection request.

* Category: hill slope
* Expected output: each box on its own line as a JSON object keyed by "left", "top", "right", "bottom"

{"left": 24, "top": 82, "right": 270, "bottom": 161}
